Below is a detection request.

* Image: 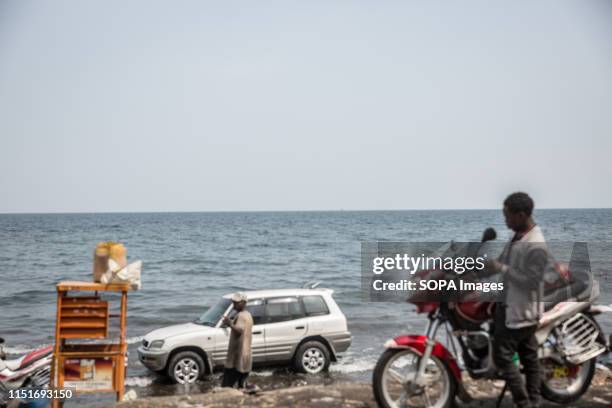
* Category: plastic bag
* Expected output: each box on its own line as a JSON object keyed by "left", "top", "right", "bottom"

{"left": 100, "top": 259, "right": 142, "bottom": 290}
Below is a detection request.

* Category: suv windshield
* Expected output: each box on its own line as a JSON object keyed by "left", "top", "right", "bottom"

{"left": 195, "top": 298, "right": 231, "bottom": 326}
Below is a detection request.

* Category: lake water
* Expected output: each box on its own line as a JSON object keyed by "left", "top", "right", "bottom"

{"left": 1, "top": 210, "right": 611, "bottom": 404}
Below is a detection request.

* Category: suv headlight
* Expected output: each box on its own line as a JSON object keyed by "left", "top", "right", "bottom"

{"left": 149, "top": 340, "right": 165, "bottom": 349}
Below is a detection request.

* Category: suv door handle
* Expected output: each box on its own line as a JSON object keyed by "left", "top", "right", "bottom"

{"left": 295, "top": 326, "right": 305, "bottom": 330}
{"left": 253, "top": 331, "right": 262, "bottom": 335}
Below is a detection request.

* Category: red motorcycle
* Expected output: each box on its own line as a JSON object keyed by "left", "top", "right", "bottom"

{"left": 372, "top": 230, "right": 610, "bottom": 408}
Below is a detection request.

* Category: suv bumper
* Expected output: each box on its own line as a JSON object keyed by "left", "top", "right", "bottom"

{"left": 137, "top": 346, "right": 169, "bottom": 371}
{"left": 328, "top": 331, "right": 352, "bottom": 353}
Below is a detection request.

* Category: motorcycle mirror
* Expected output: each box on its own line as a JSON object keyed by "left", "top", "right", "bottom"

{"left": 0, "top": 337, "right": 4, "bottom": 344}
{"left": 481, "top": 228, "right": 497, "bottom": 242}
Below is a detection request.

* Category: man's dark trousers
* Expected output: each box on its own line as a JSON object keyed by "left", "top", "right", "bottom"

{"left": 493, "top": 307, "right": 541, "bottom": 408}
{"left": 222, "top": 367, "right": 249, "bottom": 388}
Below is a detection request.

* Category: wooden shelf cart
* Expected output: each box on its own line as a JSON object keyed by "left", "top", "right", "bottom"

{"left": 51, "top": 281, "right": 130, "bottom": 406}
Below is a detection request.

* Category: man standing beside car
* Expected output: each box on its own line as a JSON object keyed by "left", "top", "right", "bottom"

{"left": 489, "top": 192, "right": 548, "bottom": 408}
{"left": 221, "top": 292, "right": 253, "bottom": 389}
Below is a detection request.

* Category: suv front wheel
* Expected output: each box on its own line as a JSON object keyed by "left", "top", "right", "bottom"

{"left": 167, "top": 351, "right": 205, "bottom": 384}
{"left": 294, "top": 341, "right": 330, "bottom": 374}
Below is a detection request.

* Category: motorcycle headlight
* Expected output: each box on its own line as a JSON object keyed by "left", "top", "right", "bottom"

{"left": 149, "top": 340, "right": 165, "bottom": 349}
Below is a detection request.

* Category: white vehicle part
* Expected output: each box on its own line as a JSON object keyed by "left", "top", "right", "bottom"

{"left": 536, "top": 302, "right": 590, "bottom": 344}
{"left": 557, "top": 313, "right": 607, "bottom": 365}
{"left": 101, "top": 260, "right": 142, "bottom": 290}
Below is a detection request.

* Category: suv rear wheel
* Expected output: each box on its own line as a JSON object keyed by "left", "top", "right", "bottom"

{"left": 167, "top": 351, "right": 204, "bottom": 384}
{"left": 294, "top": 341, "right": 330, "bottom": 374}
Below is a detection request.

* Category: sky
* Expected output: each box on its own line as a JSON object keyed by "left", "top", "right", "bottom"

{"left": 1, "top": 0, "right": 611, "bottom": 213}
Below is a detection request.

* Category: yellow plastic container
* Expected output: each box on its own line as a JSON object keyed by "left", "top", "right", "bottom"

{"left": 93, "top": 242, "right": 127, "bottom": 282}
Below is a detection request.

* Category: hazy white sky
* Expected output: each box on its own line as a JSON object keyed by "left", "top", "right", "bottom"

{"left": 1, "top": 0, "right": 611, "bottom": 213}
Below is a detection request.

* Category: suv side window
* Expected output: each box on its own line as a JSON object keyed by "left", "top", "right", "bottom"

{"left": 301, "top": 295, "right": 330, "bottom": 316}
{"left": 246, "top": 299, "right": 266, "bottom": 325}
{"left": 265, "top": 297, "right": 305, "bottom": 323}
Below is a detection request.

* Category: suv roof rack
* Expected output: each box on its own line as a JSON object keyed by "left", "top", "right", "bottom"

{"left": 302, "top": 280, "right": 322, "bottom": 289}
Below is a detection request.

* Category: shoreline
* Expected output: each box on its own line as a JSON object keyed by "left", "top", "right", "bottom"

{"left": 113, "top": 367, "right": 612, "bottom": 408}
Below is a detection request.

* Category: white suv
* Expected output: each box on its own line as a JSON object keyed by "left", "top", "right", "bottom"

{"left": 137, "top": 288, "right": 351, "bottom": 384}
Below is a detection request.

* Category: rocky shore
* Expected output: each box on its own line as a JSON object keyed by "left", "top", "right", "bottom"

{"left": 114, "top": 367, "right": 611, "bottom": 408}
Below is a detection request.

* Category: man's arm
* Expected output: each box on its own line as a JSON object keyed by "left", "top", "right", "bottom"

{"left": 500, "top": 246, "right": 547, "bottom": 288}
{"left": 223, "top": 314, "right": 244, "bottom": 335}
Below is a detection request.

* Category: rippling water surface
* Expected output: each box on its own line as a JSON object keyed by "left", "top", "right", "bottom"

{"left": 1, "top": 210, "right": 611, "bottom": 405}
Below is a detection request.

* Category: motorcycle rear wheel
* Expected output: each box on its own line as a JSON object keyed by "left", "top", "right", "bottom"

{"left": 541, "top": 357, "right": 595, "bottom": 404}
{"left": 373, "top": 348, "right": 455, "bottom": 408}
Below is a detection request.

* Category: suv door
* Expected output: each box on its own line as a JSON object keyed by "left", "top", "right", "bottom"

{"left": 246, "top": 298, "right": 266, "bottom": 363}
{"left": 212, "top": 298, "right": 266, "bottom": 366}
{"left": 263, "top": 296, "right": 307, "bottom": 362}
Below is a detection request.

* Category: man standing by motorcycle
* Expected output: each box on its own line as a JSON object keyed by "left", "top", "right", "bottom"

{"left": 489, "top": 192, "right": 548, "bottom": 408}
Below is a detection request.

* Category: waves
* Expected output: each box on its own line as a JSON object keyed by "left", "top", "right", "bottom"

{"left": 4, "top": 337, "right": 143, "bottom": 356}
{"left": 127, "top": 336, "right": 144, "bottom": 345}
{"left": 330, "top": 350, "right": 378, "bottom": 374}
{"left": 125, "top": 376, "right": 155, "bottom": 387}
{"left": 330, "top": 358, "right": 376, "bottom": 374}
{"left": 3, "top": 344, "right": 45, "bottom": 355}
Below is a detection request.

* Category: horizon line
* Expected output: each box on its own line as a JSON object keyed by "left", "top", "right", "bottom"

{"left": 1, "top": 207, "right": 611, "bottom": 215}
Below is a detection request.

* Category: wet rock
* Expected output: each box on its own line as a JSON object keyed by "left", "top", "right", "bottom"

{"left": 114, "top": 384, "right": 373, "bottom": 408}
{"left": 114, "top": 369, "right": 612, "bottom": 408}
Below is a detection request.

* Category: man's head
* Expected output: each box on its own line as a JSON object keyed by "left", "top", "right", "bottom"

{"left": 231, "top": 292, "right": 248, "bottom": 311}
{"left": 503, "top": 192, "right": 534, "bottom": 232}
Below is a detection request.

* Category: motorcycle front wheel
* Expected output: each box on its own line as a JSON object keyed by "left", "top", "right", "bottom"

{"left": 373, "top": 348, "right": 455, "bottom": 408}
{"left": 541, "top": 357, "right": 595, "bottom": 404}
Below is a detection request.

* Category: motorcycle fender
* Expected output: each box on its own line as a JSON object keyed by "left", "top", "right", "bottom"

{"left": 384, "top": 335, "right": 462, "bottom": 382}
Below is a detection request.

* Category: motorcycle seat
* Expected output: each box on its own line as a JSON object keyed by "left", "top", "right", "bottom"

{"left": 5, "top": 356, "right": 24, "bottom": 371}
